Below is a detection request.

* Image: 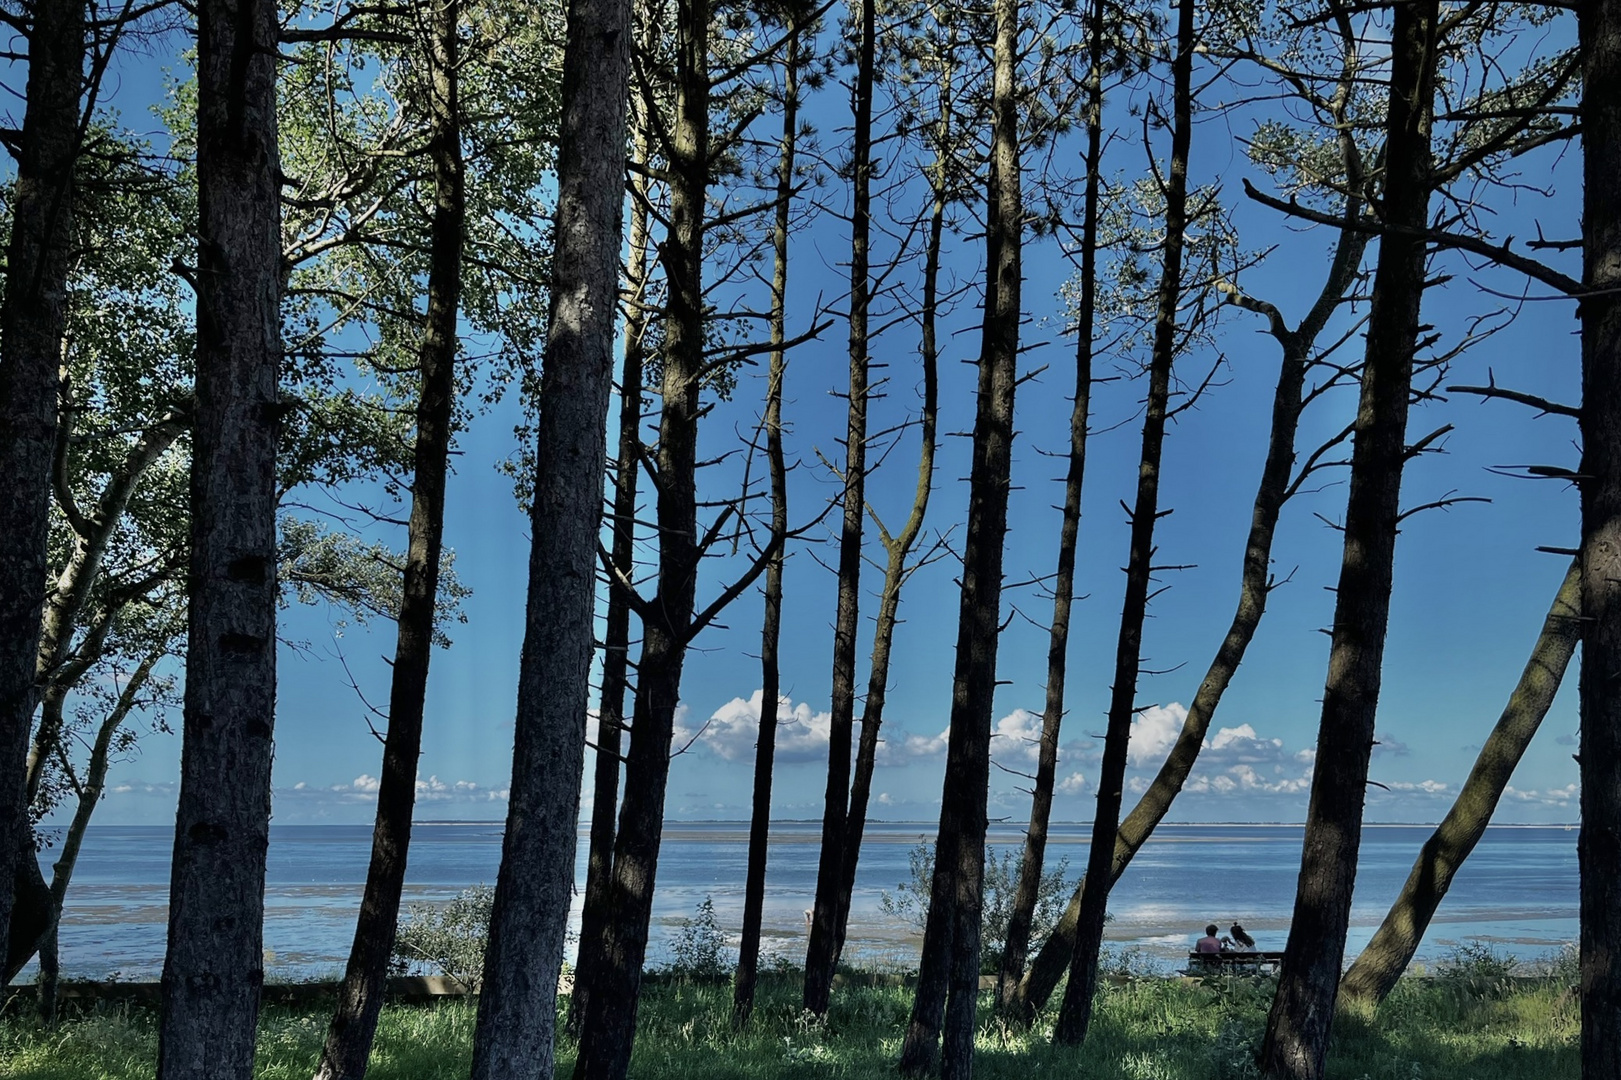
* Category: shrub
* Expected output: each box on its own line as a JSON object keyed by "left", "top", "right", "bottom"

{"left": 1435, "top": 939, "right": 1519, "bottom": 997}
{"left": 391, "top": 884, "right": 494, "bottom": 992}
{"left": 667, "top": 895, "right": 732, "bottom": 979}
{"left": 878, "top": 838, "right": 1073, "bottom": 972}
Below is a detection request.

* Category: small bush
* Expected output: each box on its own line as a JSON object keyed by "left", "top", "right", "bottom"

{"left": 1532, "top": 941, "right": 1579, "bottom": 986}
{"left": 667, "top": 895, "right": 732, "bottom": 979}
{"left": 391, "top": 885, "right": 494, "bottom": 992}
{"left": 879, "top": 838, "right": 1073, "bottom": 973}
{"left": 1437, "top": 940, "right": 1518, "bottom": 982}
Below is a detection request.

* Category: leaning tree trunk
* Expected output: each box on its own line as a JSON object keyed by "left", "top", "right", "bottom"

{"left": 734, "top": 20, "right": 800, "bottom": 1029}
{"left": 466, "top": 0, "right": 631, "bottom": 1076}
{"left": 1054, "top": 0, "right": 1193, "bottom": 1046}
{"left": 994, "top": 0, "right": 1101, "bottom": 1014}
{"left": 1579, "top": 1, "right": 1621, "bottom": 1073}
{"left": 314, "top": 4, "right": 465, "bottom": 1077}
{"left": 1340, "top": 560, "right": 1581, "bottom": 1005}
{"left": 898, "top": 0, "right": 1021, "bottom": 1074}
{"left": 571, "top": 4, "right": 708, "bottom": 1078}
{"left": 1007, "top": 69, "right": 1373, "bottom": 1026}
{"left": 804, "top": 0, "right": 876, "bottom": 1018}
{"left": 0, "top": 0, "right": 84, "bottom": 970}
{"left": 37, "top": 648, "right": 162, "bottom": 1022}
{"left": 832, "top": 144, "right": 945, "bottom": 968}
{"left": 156, "top": 0, "right": 283, "bottom": 1073}
{"left": 1259, "top": 3, "right": 1437, "bottom": 1076}
{"left": 569, "top": 23, "right": 658, "bottom": 1038}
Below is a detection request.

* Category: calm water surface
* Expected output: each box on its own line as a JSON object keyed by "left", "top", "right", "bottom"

{"left": 30, "top": 821, "right": 1578, "bottom": 980}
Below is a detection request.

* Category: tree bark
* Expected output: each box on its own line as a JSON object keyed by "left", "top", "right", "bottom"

{"left": 467, "top": 0, "right": 631, "bottom": 1075}
{"left": 569, "top": 3, "right": 707, "bottom": 1078}
{"left": 804, "top": 0, "right": 876, "bottom": 1018}
{"left": 39, "top": 649, "right": 162, "bottom": 1022}
{"left": 314, "top": 3, "right": 465, "bottom": 1076}
{"left": 898, "top": 0, "right": 1021, "bottom": 1074}
{"left": 1258, "top": 3, "right": 1437, "bottom": 1075}
{"left": 156, "top": 0, "right": 283, "bottom": 1073}
{"left": 1340, "top": 560, "right": 1581, "bottom": 1005}
{"left": 831, "top": 137, "right": 944, "bottom": 970}
{"left": 1054, "top": 0, "right": 1193, "bottom": 1046}
{"left": 570, "top": 22, "right": 658, "bottom": 1039}
{"left": 0, "top": 0, "right": 84, "bottom": 971}
{"left": 734, "top": 19, "right": 800, "bottom": 1029}
{"left": 995, "top": 0, "right": 1101, "bottom": 1016}
{"left": 1579, "top": 0, "right": 1621, "bottom": 1072}
{"left": 1008, "top": 57, "right": 1372, "bottom": 1025}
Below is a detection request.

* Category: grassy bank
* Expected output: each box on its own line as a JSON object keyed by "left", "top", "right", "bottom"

{"left": 0, "top": 974, "right": 1577, "bottom": 1080}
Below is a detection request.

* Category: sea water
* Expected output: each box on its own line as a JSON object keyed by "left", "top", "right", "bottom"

{"left": 30, "top": 821, "right": 1578, "bottom": 981}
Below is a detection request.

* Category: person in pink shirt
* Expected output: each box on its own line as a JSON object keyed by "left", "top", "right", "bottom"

{"left": 1195, "top": 924, "right": 1224, "bottom": 954}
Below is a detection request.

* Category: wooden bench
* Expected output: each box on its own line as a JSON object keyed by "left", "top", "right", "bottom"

{"left": 1185, "top": 950, "right": 1286, "bottom": 976}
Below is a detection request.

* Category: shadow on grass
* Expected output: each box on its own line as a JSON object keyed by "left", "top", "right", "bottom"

{"left": 0, "top": 973, "right": 1580, "bottom": 1080}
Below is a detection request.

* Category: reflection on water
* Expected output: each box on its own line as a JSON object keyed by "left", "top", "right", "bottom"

{"left": 29, "top": 822, "right": 1578, "bottom": 981}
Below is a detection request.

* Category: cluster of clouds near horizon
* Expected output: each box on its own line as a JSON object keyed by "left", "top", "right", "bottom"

{"left": 71, "top": 694, "right": 1580, "bottom": 827}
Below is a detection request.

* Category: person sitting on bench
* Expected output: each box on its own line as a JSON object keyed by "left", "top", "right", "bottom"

{"left": 1195, "top": 924, "right": 1224, "bottom": 954}
{"left": 1225, "top": 923, "right": 1256, "bottom": 952}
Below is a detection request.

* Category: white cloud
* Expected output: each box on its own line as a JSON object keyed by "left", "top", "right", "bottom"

{"left": 991, "top": 708, "right": 1046, "bottom": 764}
{"left": 1128, "top": 703, "right": 1189, "bottom": 766}
{"left": 1385, "top": 779, "right": 1447, "bottom": 794}
{"left": 699, "top": 691, "right": 834, "bottom": 763}
{"left": 893, "top": 728, "right": 950, "bottom": 759}
{"left": 1372, "top": 731, "right": 1411, "bottom": 757}
{"left": 1504, "top": 783, "right": 1579, "bottom": 806}
{"left": 1058, "top": 771, "right": 1088, "bottom": 795}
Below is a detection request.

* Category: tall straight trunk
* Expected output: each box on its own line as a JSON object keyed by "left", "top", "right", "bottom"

{"left": 37, "top": 648, "right": 162, "bottom": 1021}
{"left": 1579, "top": 1, "right": 1621, "bottom": 1072}
{"left": 314, "top": 6, "right": 464, "bottom": 1078}
{"left": 156, "top": 0, "right": 282, "bottom": 1072}
{"left": 1009, "top": 118, "right": 1371, "bottom": 1036}
{"left": 995, "top": 0, "right": 1102, "bottom": 1015}
{"left": 734, "top": 22, "right": 799, "bottom": 1029}
{"left": 1055, "top": 0, "right": 1193, "bottom": 1046}
{"left": 1340, "top": 561, "right": 1580, "bottom": 1005}
{"left": 0, "top": 0, "right": 84, "bottom": 969}
{"left": 899, "top": 1, "right": 1021, "bottom": 1074}
{"left": 1259, "top": 3, "right": 1437, "bottom": 1075}
{"left": 571, "top": 3, "right": 707, "bottom": 1078}
{"left": 467, "top": 0, "right": 631, "bottom": 1075}
{"left": 832, "top": 150, "right": 945, "bottom": 968}
{"left": 569, "top": 29, "right": 658, "bottom": 1038}
{"left": 805, "top": 0, "right": 876, "bottom": 1017}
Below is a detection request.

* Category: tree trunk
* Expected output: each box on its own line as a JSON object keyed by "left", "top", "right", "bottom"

{"left": 0, "top": 0, "right": 84, "bottom": 970}
{"left": 804, "top": 0, "right": 876, "bottom": 1018}
{"left": 832, "top": 144, "right": 944, "bottom": 969}
{"left": 1579, "top": 1, "right": 1621, "bottom": 1072}
{"left": 314, "top": 4, "right": 465, "bottom": 1077}
{"left": 899, "top": 0, "right": 1021, "bottom": 1073}
{"left": 1054, "top": 0, "right": 1193, "bottom": 1047}
{"left": 734, "top": 20, "right": 800, "bottom": 1030}
{"left": 1258, "top": 3, "right": 1437, "bottom": 1075}
{"left": 570, "top": 3, "right": 707, "bottom": 1078}
{"left": 39, "top": 649, "right": 162, "bottom": 1022}
{"left": 156, "top": 0, "right": 283, "bottom": 1072}
{"left": 1339, "top": 560, "right": 1580, "bottom": 1005}
{"left": 570, "top": 28, "right": 657, "bottom": 1038}
{"left": 995, "top": 0, "right": 1101, "bottom": 1016}
{"left": 1008, "top": 148, "right": 1372, "bottom": 1043}
{"left": 467, "top": 0, "right": 631, "bottom": 1075}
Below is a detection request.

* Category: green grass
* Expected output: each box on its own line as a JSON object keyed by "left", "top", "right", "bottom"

{"left": 0, "top": 974, "right": 1579, "bottom": 1080}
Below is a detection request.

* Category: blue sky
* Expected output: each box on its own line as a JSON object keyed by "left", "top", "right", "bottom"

{"left": 49, "top": 8, "right": 1589, "bottom": 830}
